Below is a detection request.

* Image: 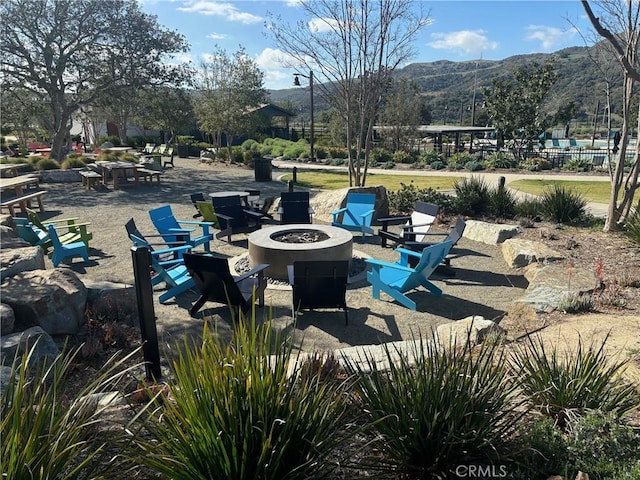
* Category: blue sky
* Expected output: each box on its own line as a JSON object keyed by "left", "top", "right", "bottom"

{"left": 140, "top": 1, "right": 594, "bottom": 90}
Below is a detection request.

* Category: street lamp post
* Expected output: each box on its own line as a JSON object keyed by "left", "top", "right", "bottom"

{"left": 294, "top": 70, "right": 314, "bottom": 162}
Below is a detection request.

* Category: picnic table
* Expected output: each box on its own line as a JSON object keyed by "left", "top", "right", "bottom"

{"left": 95, "top": 161, "right": 140, "bottom": 189}
{"left": 0, "top": 174, "right": 45, "bottom": 215}
{"left": 0, "top": 163, "right": 28, "bottom": 178}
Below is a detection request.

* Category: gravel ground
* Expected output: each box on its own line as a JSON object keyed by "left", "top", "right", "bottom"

{"left": 36, "top": 158, "right": 534, "bottom": 352}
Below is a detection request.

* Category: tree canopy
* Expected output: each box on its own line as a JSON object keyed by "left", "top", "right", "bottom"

{"left": 1, "top": 0, "right": 191, "bottom": 160}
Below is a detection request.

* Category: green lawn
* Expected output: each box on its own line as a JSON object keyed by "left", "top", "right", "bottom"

{"left": 509, "top": 179, "right": 612, "bottom": 203}
{"left": 279, "top": 171, "right": 614, "bottom": 203}
{"left": 280, "top": 171, "right": 459, "bottom": 191}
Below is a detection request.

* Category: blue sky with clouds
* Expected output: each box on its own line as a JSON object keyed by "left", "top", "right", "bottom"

{"left": 140, "top": 1, "right": 594, "bottom": 90}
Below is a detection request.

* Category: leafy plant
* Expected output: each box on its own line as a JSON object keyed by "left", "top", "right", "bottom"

{"left": 388, "top": 182, "right": 453, "bottom": 214}
{"left": 61, "top": 156, "right": 87, "bottom": 169}
{"left": 489, "top": 184, "right": 517, "bottom": 218}
{"left": 484, "top": 151, "right": 517, "bottom": 169}
{"left": 1, "top": 339, "right": 141, "bottom": 479}
{"left": 558, "top": 292, "right": 594, "bottom": 313}
{"left": 36, "top": 157, "right": 61, "bottom": 170}
{"left": 430, "top": 160, "right": 445, "bottom": 170}
{"left": 563, "top": 157, "right": 593, "bottom": 172}
{"left": 511, "top": 334, "right": 640, "bottom": 427}
{"left": 539, "top": 184, "right": 587, "bottom": 223}
{"left": 515, "top": 197, "right": 543, "bottom": 220}
{"left": 453, "top": 175, "right": 491, "bottom": 216}
{"left": 514, "top": 416, "right": 570, "bottom": 479}
{"left": 344, "top": 334, "right": 522, "bottom": 477}
{"left": 128, "top": 317, "right": 357, "bottom": 479}
{"left": 464, "top": 160, "right": 484, "bottom": 171}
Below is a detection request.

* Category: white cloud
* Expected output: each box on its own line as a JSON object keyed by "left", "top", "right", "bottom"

{"left": 308, "top": 17, "right": 340, "bottom": 33}
{"left": 178, "top": 1, "right": 262, "bottom": 24}
{"left": 428, "top": 30, "right": 498, "bottom": 55}
{"left": 255, "top": 48, "right": 305, "bottom": 90}
{"left": 284, "top": 0, "right": 302, "bottom": 6}
{"left": 206, "top": 32, "right": 227, "bottom": 40}
{"left": 525, "top": 25, "right": 577, "bottom": 51}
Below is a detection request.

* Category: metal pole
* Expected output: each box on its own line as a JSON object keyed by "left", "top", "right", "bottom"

{"left": 309, "top": 70, "right": 315, "bottom": 162}
{"left": 131, "top": 246, "right": 161, "bottom": 381}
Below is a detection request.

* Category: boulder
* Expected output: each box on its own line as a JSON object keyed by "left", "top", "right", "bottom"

{"left": 0, "top": 245, "right": 46, "bottom": 281}
{"left": 436, "top": 315, "right": 506, "bottom": 348}
{"left": 0, "top": 326, "right": 60, "bottom": 365}
{"left": 311, "top": 186, "right": 389, "bottom": 225}
{"left": 1, "top": 269, "right": 88, "bottom": 335}
{"left": 463, "top": 220, "right": 519, "bottom": 245}
{"left": 516, "top": 263, "right": 596, "bottom": 313}
{"left": 501, "top": 238, "right": 564, "bottom": 268}
{"left": 83, "top": 279, "right": 138, "bottom": 326}
{"left": 0, "top": 303, "right": 15, "bottom": 335}
{"left": 0, "top": 224, "right": 17, "bottom": 238}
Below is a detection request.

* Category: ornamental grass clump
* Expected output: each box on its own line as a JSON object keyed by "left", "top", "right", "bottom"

{"left": 510, "top": 334, "right": 640, "bottom": 427}
{"left": 1, "top": 339, "right": 142, "bottom": 479}
{"left": 539, "top": 184, "right": 587, "bottom": 223}
{"left": 344, "top": 334, "right": 523, "bottom": 477}
{"left": 128, "top": 317, "right": 357, "bottom": 480}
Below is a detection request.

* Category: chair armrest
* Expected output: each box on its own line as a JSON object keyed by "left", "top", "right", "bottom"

{"left": 150, "top": 245, "right": 192, "bottom": 258}
{"left": 166, "top": 227, "right": 195, "bottom": 234}
{"left": 178, "top": 220, "right": 215, "bottom": 227}
{"left": 236, "top": 263, "right": 269, "bottom": 282}
{"left": 365, "top": 257, "right": 414, "bottom": 273}
{"left": 43, "top": 217, "right": 79, "bottom": 224}
{"left": 331, "top": 207, "right": 347, "bottom": 215}
{"left": 401, "top": 221, "right": 436, "bottom": 231}
{"left": 244, "top": 209, "right": 265, "bottom": 221}
{"left": 378, "top": 215, "right": 411, "bottom": 227}
{"left": 360, "top": 208, "right": 376, "bottom": 219}
{"left": 395, "top": 247, "right": 422, "bottom": 258}
{"left": 214, "top": 212, "right": 233, "bottom": 222}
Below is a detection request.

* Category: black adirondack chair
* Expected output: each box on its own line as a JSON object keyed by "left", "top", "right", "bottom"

{"left": 279, "top": 191, "right": 313, "bottom": 224}
{"left": 287, "top": 260, "right": 349, "bottom": 325}
{"left": 211, "top": 195, "right": 264, "bottom": 242}
{"left": 183, "top": 253, "right": 269, "bottom": 317}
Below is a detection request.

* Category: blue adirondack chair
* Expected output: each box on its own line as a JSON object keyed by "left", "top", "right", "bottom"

{"left": 129, "top": 233, "right": 195, "bottom": 303}
{"left": 15, "top": 218, "right": 50, "bottom": 250}
{"left": 149, "top": 204, "right": 214, "bottom": 252}
{"left": 365, "top": 240, "right": 453, "bottom": 310}
{"left": 47, "top": 224, "right": 90, "bottom": 267}
{"left": 331, "top": 192, "right": 376, "bottom": 242}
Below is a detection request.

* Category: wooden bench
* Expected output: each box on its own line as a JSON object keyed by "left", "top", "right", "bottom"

{"left": 137, "top": 168, "right": 162, "bottom": 183}
{"left": 79, "top": 170, "right": 102, "bottom": 190}
{"left": 1, "top": 190, "right": 46, "bottom": 216}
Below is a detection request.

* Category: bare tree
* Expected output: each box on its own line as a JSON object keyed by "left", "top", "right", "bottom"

{"left": 267, "top": 0, "right": 430, "bottom": 186}
{"left": 581, "top": 0, "right": 640, "bottom": 231}
{"left": 1, "top": 0, "right": 191, "bottom": 160}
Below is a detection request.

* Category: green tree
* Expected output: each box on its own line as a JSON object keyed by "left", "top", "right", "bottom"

{"left": 381, "top": 78, "right": 423, "bottom": 152}
{"left": 193, "top": 46, "right": 267, "bottom": 162}
{"left": 1, "top": 0, "right": 191, "bottom": 160}
{"left": 482, "top": 61, "right": 559, "bottom": 160}
{"left": 135, "top": 87, "right": 195, "bottom": 146}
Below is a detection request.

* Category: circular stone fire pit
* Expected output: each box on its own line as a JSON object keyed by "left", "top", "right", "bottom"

{"left": 248, "top": 224, "right": 353, "bottom": 280}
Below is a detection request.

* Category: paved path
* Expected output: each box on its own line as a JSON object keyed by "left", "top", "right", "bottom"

{"left": 273, "top": 160, "right": 611, "bottom": 218}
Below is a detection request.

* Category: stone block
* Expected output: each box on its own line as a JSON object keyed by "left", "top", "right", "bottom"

{"left": 0, "top": 303, "right": 15, "bottom": 335}
{"left": 0, "top": 246, "right": 45, "bottom": 282}
{"left": 436, "top": 315, "right": 506, "bottom": 348}
{"left": 463, "top": 220, "right": 519, "bottom": 245}
{"left": 0, "top": 326, "right": 60, "bottom": 366}
{"left": 83, "top": 279, "right": 138, "bottom": 325}
{"left": 502, "top": 238, "right": 564, "bottom": 268}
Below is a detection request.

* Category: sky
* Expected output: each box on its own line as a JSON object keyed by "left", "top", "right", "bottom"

{"left": 139, "top": 1, "right": 595, "bottom": 90}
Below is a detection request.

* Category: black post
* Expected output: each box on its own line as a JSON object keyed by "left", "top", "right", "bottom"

{"left": 292, "top": 166, "right": 297, "bottom": 183}
{"left": 288, "top": 180, "right": 294, "bottom": 192}
{"left": 131, "top": 246, "right": 161, "bottom": 381}
{"left": 498, "top": 176, "right": 506, "bottom": 189}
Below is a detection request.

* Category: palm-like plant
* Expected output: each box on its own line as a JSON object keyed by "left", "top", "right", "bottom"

{"left": 128, "top": 316, "right": 357, "bottom": 479}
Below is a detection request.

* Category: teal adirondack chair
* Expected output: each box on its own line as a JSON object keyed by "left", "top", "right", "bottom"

{"left": 47, "top": 224, "right": 89, "bottom": 267}
{"left": 129, "top": 233, "right": 195, "bottom": 303}
{"left": 365, "top": 240, "right": 453, "bottom": 310}
{"left": 149, "top": 204, "right": 214, "bottom": 252}
{"left": 331, "top": 192, "right": 376, "bottom": 242}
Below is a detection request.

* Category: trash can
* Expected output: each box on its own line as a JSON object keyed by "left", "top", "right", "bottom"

{"left": 254, "top": 158, "right": 272, "bottom": 181}
{"left": 177, "top": 144, "right": 189, "bottom": 158}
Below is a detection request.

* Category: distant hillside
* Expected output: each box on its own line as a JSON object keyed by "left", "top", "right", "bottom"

{"left": 268, "top": 46, "right": 624, "bottom": 126}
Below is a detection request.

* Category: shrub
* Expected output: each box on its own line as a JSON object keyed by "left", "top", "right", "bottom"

{"left": 370, "top": 147, "right": 393, "bottom": 164}
{"left": 61, "top": 156, "right": 87, "bottom": 169}
{"left": 314, "top": 146, "right": 327, "bottom": 160}
{"left": 453, "top": 175, "right": 490, "bottom": 216}
{"left": 36, "top": 158, "right": 60, "bottom": 170}
{"left": 510, "top": 334, "right": 640, "bottom": 427}
{"left": 388, "top": 182, "right": 454, "bottom": 214}
{"left": 519, "top": 157, "right": 552, "bottom": 171}
{"left": 464, "top": 160, "right": 484, "bottom": 171}
{"left": 516, "top": 197, "right": 544, "bottom": 220}
{"left": 0, "top": 339, "right": 141, "bottom": 479}
{"left": 240, "top": 139, "right": 258, "bottom": 151}
{"left": 282, "top": 143, "right": 308, "bottom": 159}
{"left": 563, "top": 157, "right": 593, "bottom": 172}
{"left": 327, "top": 146, "right": 348, "bottom": 159}
{"left": 558, "top": 292, "right": 594, "bottom": 313}
{"left": 566, "top": 410, "right": 640, "bottom": 479}
{"left": 392, "top": 150, "right": 415, "bottom": 164}
{"left": 489, "top": 185, "right": 517, "bottom": 218}
{"left": 430, "top": 160, "right": 446, "bottom": 170}
{"left": 484, "top": 151, "right": 517, "bottom": 169}
{"left": 128, "top": 319, "right": 356, "bottom": 479}
{"left": 419, "top": 150, "right": 444, "bottom": 165}
{"left": 515, "top": 416, "right": 570, "bottom": 479}
{"left": 623, "top": 202, "right": 640, "bottom": 246}
{"left": 345, "top": 334, "right": 521, "bottom": 477}
{"left": 540, "top": 184, "right": 587, "bottom": 223}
